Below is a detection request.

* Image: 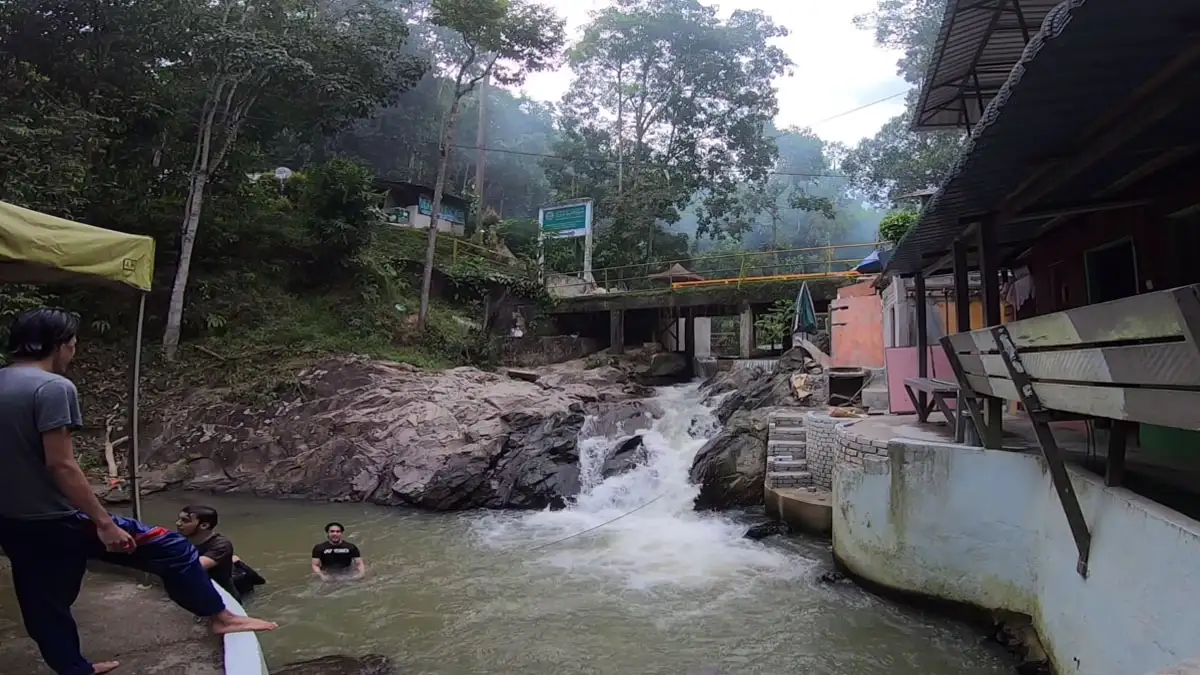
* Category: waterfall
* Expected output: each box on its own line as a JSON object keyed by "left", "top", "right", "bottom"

{"left": 477, "top": 384, "right": 802, "bottom": 590}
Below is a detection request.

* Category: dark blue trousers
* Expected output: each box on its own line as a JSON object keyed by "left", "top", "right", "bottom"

{"left": 0, "top": 513, "right": 226, "bottom": 675}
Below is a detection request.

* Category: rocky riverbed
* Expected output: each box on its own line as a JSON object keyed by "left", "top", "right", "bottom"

{"left": 121, "top": 345, "right": 824, "bottom": 514}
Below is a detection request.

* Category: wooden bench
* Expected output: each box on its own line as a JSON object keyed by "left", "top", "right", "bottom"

{"left": 902, "top": 377, "right": 959, "bottom": 426}
{"left": 941, "top": 282, "right": 1200, "bottom": 577}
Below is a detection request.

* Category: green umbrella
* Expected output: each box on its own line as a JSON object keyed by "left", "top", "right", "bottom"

{"left": 792, "top": 282, "right": 818, "bottom": 334}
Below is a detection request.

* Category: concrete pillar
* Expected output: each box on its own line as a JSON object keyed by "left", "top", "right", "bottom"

{"left": 609, "top": 309, "right": 624, "bottom": 355}
{"left": 694, "top": 317, "right": 712, "bottom": 358}
{"left": 684, "top": 310, "right": 696, "bottom": 376}
{"left": 739, "top": 302, "right": 754, "bottom": 358}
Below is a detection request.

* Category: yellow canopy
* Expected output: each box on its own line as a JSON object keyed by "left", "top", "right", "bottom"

{"left": 0, "top": 200, "right": 155, "bottom": 292}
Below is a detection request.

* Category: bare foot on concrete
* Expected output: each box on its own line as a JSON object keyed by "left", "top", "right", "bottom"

{"left": 93, "top": 662, "right": 121, "bottom": 674}
{"left": 210, "top": 610, "right": 278, "bottom": 635}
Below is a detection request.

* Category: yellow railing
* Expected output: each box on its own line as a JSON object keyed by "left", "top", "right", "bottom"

{"left": 556, "top": 242, "right": 879, "bottom": 295}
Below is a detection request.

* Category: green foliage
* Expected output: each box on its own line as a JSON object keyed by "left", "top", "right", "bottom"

{"left": 302, "top": 159, "right": 382, "bottom": 275}
{"left": 430, "top": 0, "right": 566, "bottom": 88}
{"left": 879, "top": 210, "right": 920, "bottom": 244}
{"left": 546, "top": 0, "right": 792, "bottom": 269}
{"left": 754, "top": 298, "right": 796, "bottom": 346}
{"left": 845, "top": 0, "right": 965, "bottom": 205}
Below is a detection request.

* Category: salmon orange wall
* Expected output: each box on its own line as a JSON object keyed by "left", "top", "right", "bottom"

{"left": 831, "top": 281, "right": 885, "bottom": 369}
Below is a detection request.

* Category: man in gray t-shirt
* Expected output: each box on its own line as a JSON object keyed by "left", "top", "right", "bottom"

{"left": 0, "top": 308, "right": 276, "bottom": 675}
{"left": 0, "top": 364, "right": 84, "bottom": 520}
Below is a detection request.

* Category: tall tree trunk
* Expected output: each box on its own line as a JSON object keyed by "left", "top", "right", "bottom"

{"left": 162, "top": 170, "right": 208, "bottom": 360}
{"left": 474, "top": 72, "right": 489, "bottom": 240}
{"left": 418, "top": 98, "right": 464, "bottom": 330}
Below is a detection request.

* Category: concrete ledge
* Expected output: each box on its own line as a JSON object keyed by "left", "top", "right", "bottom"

{"left": 0, "top": 565, "right": 223, "bottom": 674}
{"left": 765, "top": 486, "right": 832, "bottom": 536}
{"left": 833, "top": 430, "right": 1200, "bottom": 675}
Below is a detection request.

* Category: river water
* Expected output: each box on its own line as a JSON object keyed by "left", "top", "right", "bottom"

{"left": 16, "top": 384, "right": 1013, "bottom": 674}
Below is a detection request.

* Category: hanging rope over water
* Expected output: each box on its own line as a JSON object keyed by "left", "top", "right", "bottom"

{"left": 526, "top": 494, "right": 667, "bottom": 552}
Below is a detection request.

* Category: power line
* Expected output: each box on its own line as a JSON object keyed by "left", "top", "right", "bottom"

{"left": 442, "top": 141, "right": 852, "bottom": 178}
{"left": 804, "top": 90, "right": 908, "bottom": 126}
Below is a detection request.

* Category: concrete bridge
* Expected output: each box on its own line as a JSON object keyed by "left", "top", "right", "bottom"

{"left": 549, "top": 274, "right": 850, "bottom": 360}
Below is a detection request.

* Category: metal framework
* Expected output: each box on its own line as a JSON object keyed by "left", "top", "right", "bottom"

{"left": 914, "top": 0, "right": 1054, "bottom": 131}
{"left": 991, "top": 324, "right": 1093, "bottom": 577}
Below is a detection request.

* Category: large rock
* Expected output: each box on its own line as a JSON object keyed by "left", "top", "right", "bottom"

{"left": 688, "top": 409, "right": 770, "bottom": 510}
{"left": 600, "top": 435, "right": 648, "bottom": 478}
{"left": 143, "top": 358, "right": 603, "bottom": 510}
{"left": 585, "top": 399, "right": 661, "bottom": 438}
{"left": 637, "top": 352, "right": 690, "bottom": 385}
{"left": 274, "top": 655, "right": 393, "bottom": 675}
{"left": 711, "top": 347, "right": 826, "bottom": 424}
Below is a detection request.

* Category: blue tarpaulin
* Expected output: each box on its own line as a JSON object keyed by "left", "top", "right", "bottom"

{"left": 854, "top": 249, "right": 890, "bottom": 274}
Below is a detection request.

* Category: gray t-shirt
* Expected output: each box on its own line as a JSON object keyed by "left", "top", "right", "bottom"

{"left": 0, "top": 365, "right": 82, "bottom": 520}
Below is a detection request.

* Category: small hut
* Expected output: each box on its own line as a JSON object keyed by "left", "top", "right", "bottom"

{"left": 647, "top": 263, "right": 705, "bottom": 285}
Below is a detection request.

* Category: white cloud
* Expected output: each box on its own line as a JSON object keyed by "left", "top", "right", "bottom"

{"left": 515, "top": 0, "right": 908, "bottom": 146}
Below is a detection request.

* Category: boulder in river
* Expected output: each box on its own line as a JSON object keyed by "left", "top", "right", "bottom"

{"left": 689, "top": 409, "right": 771, "bottom": 510}
{"left": 637, "top": 352, "right": 690, "bottom": 385}
{"left": 143, "top": 357, "right": 619, "bottom": 510}
{"left": 744, "top": 521, "right": 790, "bottom": 540}
{"left": 273, "top": 654, "right": 394, "bottom": 675}
{"left": 601, "top": 435, "right": 648, "bottom": 478}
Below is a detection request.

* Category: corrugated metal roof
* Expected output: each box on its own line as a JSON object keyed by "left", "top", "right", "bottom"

{"left": 888, "top": 0, "right": 1200, "bottom": 276}
{"left": 914, "top": 0, "right": 1061, "bottom": 130}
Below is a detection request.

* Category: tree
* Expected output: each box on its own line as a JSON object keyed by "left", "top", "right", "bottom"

{"left": 879, "top": 209, "right": 919, "bottom": 244}
{"left": 842, "top": 107, "right": 963, "bottom": 204}
{"left": 844, "top": 0, "right": 965, "bottom": 205}
{"left": 162, "top": 0, "right": 425, "bottom": 360}
{"left": 416, "top": 0, "right": 566, "bottom": 331}
{"left": 548, "top": 0, "right": 791, "bottom": 272}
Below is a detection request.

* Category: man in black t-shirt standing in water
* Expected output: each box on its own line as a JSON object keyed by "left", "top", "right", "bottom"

{"left": 311, "top": 522, "right": 365, "bottom": 580}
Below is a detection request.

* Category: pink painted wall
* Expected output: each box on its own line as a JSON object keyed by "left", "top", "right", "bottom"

{"left": 885, "top": 346, "right": 955, "bottom": 414}
{"left": 831, "top": 279, "right": 886, "bottom": 369}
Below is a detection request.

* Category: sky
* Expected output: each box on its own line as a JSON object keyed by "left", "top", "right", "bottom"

{"left": 517, "top": 0, "right": 909, "bottom": 146}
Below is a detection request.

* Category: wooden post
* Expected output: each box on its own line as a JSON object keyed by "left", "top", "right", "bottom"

{"left": 1105, "top": 421, "right": 1130, "bottom": 487}
{"left": 977, "top": 217, "right": 1004, "bottom": 449}
{"left": 914, "top": 272, "right": 929, "bottom": 421}
{"left": 952, "top": 239, "right": 975, "bottom": 444}
{"left": 609, "top": 309, "right": 624, "bottom": 355}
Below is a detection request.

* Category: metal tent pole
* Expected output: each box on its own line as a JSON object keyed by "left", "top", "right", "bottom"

{"left": 126, "top": 293, "right": 146, "bottom": 521}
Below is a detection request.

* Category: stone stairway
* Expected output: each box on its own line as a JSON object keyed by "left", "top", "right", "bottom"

{"left": 765, "top": 411, "right": 812, "bottom": 490}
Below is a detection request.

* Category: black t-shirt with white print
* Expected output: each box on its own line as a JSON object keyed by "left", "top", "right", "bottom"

{"left": 312, "top": 540, "right": 360, "bottom": 571}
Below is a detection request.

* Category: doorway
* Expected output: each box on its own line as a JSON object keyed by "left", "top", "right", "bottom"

{"left": 1085, "top": 238, "right": 1138, "bottom": 303}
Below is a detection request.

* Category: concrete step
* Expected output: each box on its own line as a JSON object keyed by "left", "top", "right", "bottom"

{"left": 768, "top": 411, "right": 809, "bottom": 425}
{"left": 768, "top": 446, "right": 805, "bottom": 460}
{"left": 769, "top": 426, "right": 807, "bottom": 441}
{"left": 766, "top": 471, "right": 812, "bottom": 489}
{"left": 861, "top": 386, "right": 890, "bottom": 413}
{"left": 768, "top": 440, "right": 807, "bottom": 453}
{"left": 768, "top": 459, "right": 808, "bottom": 472}
{"left": 768, "top": 453, "right": 794, "bottom": 462}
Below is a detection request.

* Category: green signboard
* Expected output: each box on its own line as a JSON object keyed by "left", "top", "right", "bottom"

{"left": 540, "top": 202, "right": 592, "bottom": 239}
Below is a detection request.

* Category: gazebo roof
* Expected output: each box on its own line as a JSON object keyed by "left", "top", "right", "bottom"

{"left": 647, "top": 263, "right": 704, "bottom": 282}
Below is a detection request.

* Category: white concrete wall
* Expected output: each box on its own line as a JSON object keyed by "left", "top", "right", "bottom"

{"left": 833, "top": 425, "right": 1200, "bottom": 675}
{"left": 404, "top": 205, "right": 464, "bottom": 236}
{"left": 661, "top": 317, "right": 711, "bottom": 356}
